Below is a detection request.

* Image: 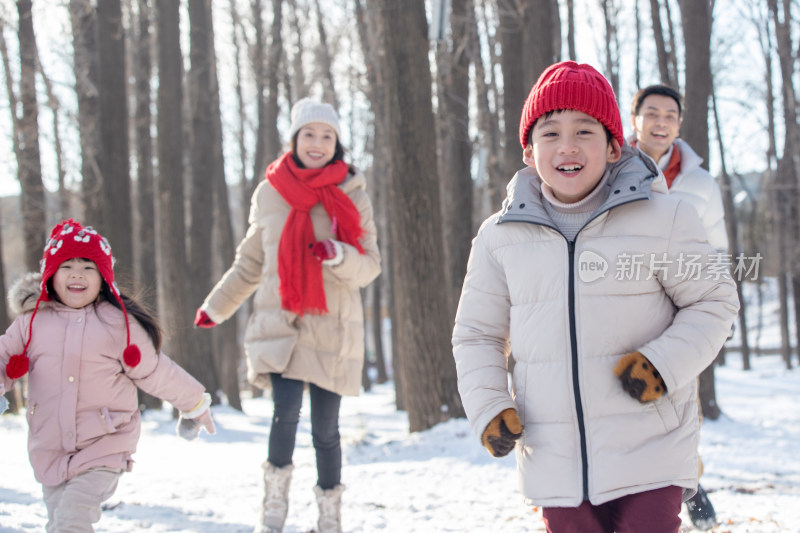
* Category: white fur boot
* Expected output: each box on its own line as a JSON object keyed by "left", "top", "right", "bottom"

{"left": 254, "top": 462, "right": 293, "bottom": 533}
{"left": 313, "top": 484, "right": 345, "bottom": 533}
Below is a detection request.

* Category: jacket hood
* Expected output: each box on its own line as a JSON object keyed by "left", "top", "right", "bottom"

{"left": 8, "top": 272, "right": 46, "bottom": 316}
{"left": 498, "top": 144, "right": 665, "bottom": 227}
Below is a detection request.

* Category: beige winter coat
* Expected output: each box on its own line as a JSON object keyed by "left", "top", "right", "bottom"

{"left": 202, "top": 167, "right": 381, "bottom": 396}
{"left": 452, "top": 147, "right": 740, "bottom": 507}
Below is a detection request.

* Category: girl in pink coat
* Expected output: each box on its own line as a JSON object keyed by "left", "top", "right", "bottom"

{"left": 0, "top": 219, "right": 215, "bottom": 532}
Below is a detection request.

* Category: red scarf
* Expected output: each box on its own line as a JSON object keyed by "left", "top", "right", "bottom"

{"left": 266, "top": 152, "right": 365, "bottom": 315}
{"left": 632, "top": 140, "right": 682, "bottom": 189}
{"left": 661, "top": 144, "right": 682, "bottom": 189}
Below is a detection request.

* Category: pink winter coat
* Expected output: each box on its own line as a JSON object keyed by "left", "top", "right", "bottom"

{"left": 0, "top": 274, "right": 206, "bottom": 487}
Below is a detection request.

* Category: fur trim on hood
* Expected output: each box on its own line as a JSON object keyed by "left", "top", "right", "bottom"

{"left": 8, "top": 272, "right": 46, "bottom": 316}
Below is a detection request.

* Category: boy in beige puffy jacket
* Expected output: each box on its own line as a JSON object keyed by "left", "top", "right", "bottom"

{"left": 452, "top": 61, "right": 739, "bottom": 533}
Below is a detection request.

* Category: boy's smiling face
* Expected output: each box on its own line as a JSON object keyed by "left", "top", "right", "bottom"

{"left": 523, "top": 109, "right": 622, "bottom": 203}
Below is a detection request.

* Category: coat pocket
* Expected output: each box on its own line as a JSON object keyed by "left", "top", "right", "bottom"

{"left": 100, "top": 407, "right": 117, "bottom": 433}
{"left": 653, "top": 396, "right": 680, "bottom": 432}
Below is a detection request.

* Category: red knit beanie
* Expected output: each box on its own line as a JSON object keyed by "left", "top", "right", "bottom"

{"left": 5, "top": 219, "right": 140, "bottom": 380}
{"left": 518, "top": 61, "right": 624, "bottom": 149}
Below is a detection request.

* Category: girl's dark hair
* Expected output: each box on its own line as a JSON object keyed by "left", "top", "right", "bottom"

{"left": 46, "top": 274, "right": 163, "bottom": 352}
{"left": 289, "top": 130, "right": 348, "bottom": 169}
{"left": 100, "top": 283, "right": 163, "bottom": 352}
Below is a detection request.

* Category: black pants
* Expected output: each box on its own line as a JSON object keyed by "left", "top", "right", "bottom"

{"left": 267, "top": 373, "right": 342, "bottom": 489}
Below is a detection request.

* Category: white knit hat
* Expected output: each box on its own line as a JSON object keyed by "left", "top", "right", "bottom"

{"left": 289, "top": 98, "right": 341, "bottom": 139}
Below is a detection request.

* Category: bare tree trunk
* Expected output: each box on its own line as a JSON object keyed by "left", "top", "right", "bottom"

{"left": 37, "top": 62, "right": 68, "bottom": 218}
{"left": 354, "top": 0, "right": 390, "bottom": 389}
{"left": 312, "top": 0, "right": 339, "bottom": 109}
{"left": 761, "top": 9, "right": 792, "bottom": 367}
{"left": 132, "top": 0, "right": 161, "bottom": 411}
{"left": 437, "top": 0, "right": 473, "bottom": 317}
{"left": 471, "top": 0, "right": 502, "bottom": 222}
{"left": 156, "top": 0, "right": 196, "bottom": 404}
{"left": 600, "top": 0, "right": 620, "bottom": 96}
{"left": 566, "top": 0, "right": 576, "bottom": 61}
{"left": 265, "top": 0, "right": 283, "bottom": 160}
{"left": 663, "top": 0, "right": 679, "bottom": 91}
{"left": 250, "top": 0, "right": 268, "bottom": 195}
{"left": 497, "top": 0, "right": 524, "bottom": 194}
{"left": 677, "top": 0, "right": 719, "bottom": 415}
{"left": 371, "top": 279, "right": 388, "bottom": 383}
{"left": 648, "top": 0, "right": 673, "bottom": 87}
{"left": 285, "top": 0, "right": 308, "bottom": 101}
{"left": 521, "top": 0, "right": 557, "bottom": 94}
{"left": 70, "top": 0, "right": 102, "bottom": 224}
{"left": 250, "top": 0, "right": 283, "bottom": 192}
{"left": 770, "top": 0, "right": 800, "bottom": 368}
{"left": 16, "top": 0, "right": 47, "bottom": 272}
{"left": 711, "top": 81, "right": 750, "bottom": 370}
{"left": 477, "top": 0, "right": 505, "bottom": 210}
{"left": 368, "top": 0, "right": 464, "bottom": 430}
{"left": 187, "top": 0, "right": 222, "bottom": 397}
{"left": 207, "top": 0, "right": 243, "bottom": 410}
{"left": 97, "top": 0, "right": 133, "bottom": 280}
{"left": 600, "top": 0, "right": 619, "bottom": 94}
{"left": 0, "top": 17, "right": 20, "bottom": 161}
{"left": 1, "top": 12, "right": 24, "bottom": 416}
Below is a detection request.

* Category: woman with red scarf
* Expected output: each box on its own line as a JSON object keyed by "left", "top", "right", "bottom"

{"left": 194, "top": 98, "right": 381, "bottom": 533}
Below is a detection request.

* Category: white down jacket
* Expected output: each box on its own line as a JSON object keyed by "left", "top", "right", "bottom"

{"left": 667, "top": 139, "right": 728, "bottom": 252}
{"left": 452, "top": 146, "right": 739, "bottom": 507}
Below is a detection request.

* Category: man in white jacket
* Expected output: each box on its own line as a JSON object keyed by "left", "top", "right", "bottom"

{"left": 630, "top": 84, "right": 728, "bottom": 253}
{"left": 630, "top": 84, "right": 727, "bottom": 530}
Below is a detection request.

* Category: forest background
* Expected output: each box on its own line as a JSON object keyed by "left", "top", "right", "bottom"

{"left": 0, "top": 0, "right": 798, "bottom": 432}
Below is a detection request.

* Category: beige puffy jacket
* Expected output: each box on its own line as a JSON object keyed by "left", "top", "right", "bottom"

{"left": 202, "top": 167, "right": 381, "bottom": 396}
{"left": 453, "top": 147, "right": 739, "bottom": 507}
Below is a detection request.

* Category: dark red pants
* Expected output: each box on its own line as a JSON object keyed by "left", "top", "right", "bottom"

{"left": 542, "top": 485, "right": 683, "bottom": 533}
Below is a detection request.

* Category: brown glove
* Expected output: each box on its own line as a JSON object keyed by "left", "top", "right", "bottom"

{"left": 481, "top": 408, "right": 523, "bottom": 457}
{"left": 614, "top": 351, "right": 667, "bottom": 402}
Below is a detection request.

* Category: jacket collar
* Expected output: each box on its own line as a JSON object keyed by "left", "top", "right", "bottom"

{"left": 497, "top": 145, "right": 665, "bottom": 228}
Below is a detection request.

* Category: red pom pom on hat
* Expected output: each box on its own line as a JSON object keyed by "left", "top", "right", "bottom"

{"left": 123, "top": 344, "right": 141, "bottom": 368}
{"left": 6, "top": 353, "right": 30, "bottom": 379}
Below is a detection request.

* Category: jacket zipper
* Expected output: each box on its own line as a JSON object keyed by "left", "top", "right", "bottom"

{"left": 567, "top": 239, "right": 590, "bottom": 502}
{"left": 499, "top": 195, "right": 651, "bottom": 503}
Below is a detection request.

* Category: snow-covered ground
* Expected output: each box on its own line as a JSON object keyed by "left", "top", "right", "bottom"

{"left": 1, "top": 350, "right": 798, "bottom": 533}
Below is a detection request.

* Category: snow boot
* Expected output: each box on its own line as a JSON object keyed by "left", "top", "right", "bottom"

{"left": 313, "top": 484, "right": 345, "bottom": 533}
{"left": 686, "top": 484, "right": 717, "bottom": 531}
{"left": 254, "top": 462, "right": 293, "bottom": 533}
